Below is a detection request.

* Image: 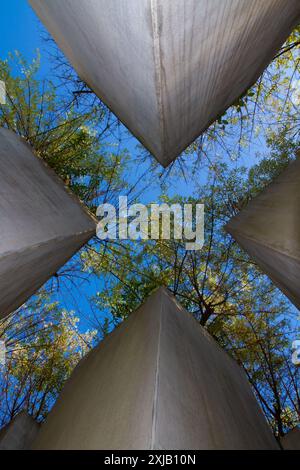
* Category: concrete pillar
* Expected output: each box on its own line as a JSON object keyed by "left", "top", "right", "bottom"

{"left": 0, "top": 412, "right": 40, "bottom": 450}
{"left": 32, "top": 287, "right": 278, "bottom": 450}
{"left": 29, "top": 0, "right": 300, "bottom": 167}
{"left": 226, "top": 157, "right": 300, "bottom": 310}
{"left": 0, "top": 128, "right": 96, "bottom": 319}
{"left": 281, "top": 427, "right": 300, "bottom": 450}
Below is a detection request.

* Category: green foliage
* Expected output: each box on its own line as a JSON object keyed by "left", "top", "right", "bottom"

{"left": 83, "top": 160, "right": 299, "bottom": 436}
{"left": 0, "top": 28, "right": 299, "bottom": 438}
{"left": 0, "top": 52, "right": 129, "bottom": 212}
{"left": 0, "top": 294, "right": 97, "bottom": 425}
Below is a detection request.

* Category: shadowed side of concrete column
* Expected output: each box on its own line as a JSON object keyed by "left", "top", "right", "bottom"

{"left": 152, "top": 290, "right": 278, "bottom": 449}
{"left": 29, "top": 0, "right": 300, "bottom": 167}
{"left": 0, "top": 128, "right": 96, "bottom": 319}
{"left": 32, "top": 288, "right": 278, "bottom": 450}
{"left": 226, "top": 157, "right": 300, "bottom": 310}
{"left": 0, "top": 411, "right": 40, "bottom": 450}
{"left": 32, "top": 289, "right": 162, "bottom": 450}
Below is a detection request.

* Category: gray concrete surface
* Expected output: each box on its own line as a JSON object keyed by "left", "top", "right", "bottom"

{"left": 0, "top": 411, "right": 40, "bottom": 450}
{"left": 29, "top": 0, "right": 300, "bottom": 167}
{"left": 32, "top": 287, "right": 278, "bottom": 450}
{"left": 226, "top": 157, "right": 300, "bottom": 310}
{"left": 281, "top": 427, "right": 300, "bottom": 450}
{"left": 0, "top": 128, "right": 96, "bottom": 319}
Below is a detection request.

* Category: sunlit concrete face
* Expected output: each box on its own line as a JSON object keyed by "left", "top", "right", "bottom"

{"left": 0, "top": 128, "right": 96, "bottom": 319}
{"left": 0, "top": 412, "right": 40, "bottom": 450}
{"left": 226, "top": 157, "right": 300, "bottom": 310}
{"left": 29, "top": 0, "right": 300, "bottom": 167}
{"left": 32, "top": 288, "right": 278, "bottom": 450}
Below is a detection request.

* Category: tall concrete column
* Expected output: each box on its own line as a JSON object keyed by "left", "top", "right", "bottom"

{"left": 0, "top": 412, "right": 40, "bottom": 450}
{"left": 29, "top": 0, "right": 300, "bottom": 167}
{"left": 0, "top": 128, "right": 96, "bottom": 319}
{"left": 32, "top": 287, "right": 278, "bottom": 450}
{"left": 226, "top": 157, "right": 300, "bottom": 310}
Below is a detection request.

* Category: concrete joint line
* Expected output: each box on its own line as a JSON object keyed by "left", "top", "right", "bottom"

{"left": 150, "top": 0, "right": 166, "bottom": 159}
{"left": 150, "top": 289, "right": 163, "bottom": 450}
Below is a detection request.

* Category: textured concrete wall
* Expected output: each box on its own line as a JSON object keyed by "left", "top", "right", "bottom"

{"left": 29, "top": 0, "right": 300, "bottom": 167}
{"left": 0, "top": 128, "right": 96, "bottom": 319}
{"left": 281, "top": 427, "right": 300, "bottom": 450}
{"left": 32, "top": 288, "right": 278, "bottom": 450}
{"left": 0, "top": 412, "right": 40, "bottom": 450}
{"left": 226, "top": 157, "right": 300, "bottom": 310}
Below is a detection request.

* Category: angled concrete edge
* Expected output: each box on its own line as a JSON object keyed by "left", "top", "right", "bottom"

{"left": 225, "top": 156, "right": 300, "bottom": 309}
{"left": 0, "top": 411, "right": 40, "bottom": 450}
{"left": 29, "top": 0, "right": 300, "bottom": 166}
{"left": 32, "top": 287, "right": 278, "bottom": 450}
{"left": 0, "top": 128, "right": 96, "bottom": 319}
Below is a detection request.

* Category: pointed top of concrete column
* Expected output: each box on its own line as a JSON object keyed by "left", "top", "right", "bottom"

{"left": 32, "top": 285, "right": 278, "bottom": 450}
{"left": 0, "top": 128, "right": 96, "bottom": 318}
{"left": 29, "top": 0, "right": 300, "bottom": 167}
{"left": 225, "top": 155, "right": 300, "bottom": 309}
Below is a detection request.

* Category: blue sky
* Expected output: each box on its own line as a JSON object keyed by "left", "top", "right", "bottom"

{"left": 1, "top": 1, "right": 49, "bottom": 72}
{"left": 0, "top": 0, "right": 262, "bottom": 330}
{"left": 0, "top": 1, "right": 108, "bottom": 331}
{"left": 2, "top": 1, "right": 295, "bottom": 336}
{"left": 0, "top": 1, "right": 182, "bottom": 332}
{"left": 0, "top": 1, "right": 197, "bottom": 330}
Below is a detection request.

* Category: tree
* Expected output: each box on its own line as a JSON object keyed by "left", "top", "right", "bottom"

{"left": 0, "top": 51, "right": 142, "bottom": 425}
{"left": 0, "top": 51, "right": 132, "bottom": 212}
{"left": 82, "top": 159, "right": 299, "bottom": 437}
{"left": 0, "top": 24, "right": 299, "bottom": 439}
{"left": 0, "top": 294, "right": 97, "bottom": 425}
